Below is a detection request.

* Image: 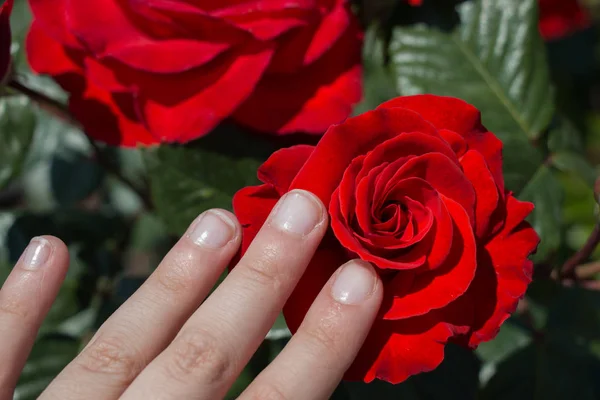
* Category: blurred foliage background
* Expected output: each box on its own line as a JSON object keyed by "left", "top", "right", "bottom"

{"left": 2, "top": 0, "right": 600, "bottom": 398}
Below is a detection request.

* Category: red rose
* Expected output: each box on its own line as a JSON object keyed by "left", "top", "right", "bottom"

{"left": 538, "top": 0, "right": 591, "bottom": 40}
{"left": 0, "top": 0, "right": 13, "bottom": 83}
{"left": 26, "top": 0, "right": 362, "bottom": 147}
{"left": 233, "top": 95, "right": 539, "bottom": 383}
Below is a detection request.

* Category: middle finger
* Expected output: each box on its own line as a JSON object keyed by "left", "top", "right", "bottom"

{"left": 41, "top": 210, "right": 241, "bottom": 400}
{"left": 123, "top": 189, "right": 327, "bottom": 400}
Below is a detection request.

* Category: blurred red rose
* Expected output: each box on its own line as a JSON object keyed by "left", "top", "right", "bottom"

{"left": 0, "top": 0, "right": 13, "bottom": 83}
{"left": 26, "top": 0, "right": 362, "bottom": 147}
{"left": 538, "top": 0, "right": 591, "bottom": 40}
{"left": 233, "top": 95, "right": 539, "bottom": 383}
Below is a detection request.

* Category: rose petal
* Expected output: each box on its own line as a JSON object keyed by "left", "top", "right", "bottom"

{"left": 290, "top": 108, "right": 439, "bottom": 206}
{"left": 382, "top": 197, "right": 477, "bottom": 319}
{"left": 539, "top": 0, "right": 591, "bottom": 40}
{"left": 461, "top": 150, "right": 499, "bottom": 238}
{"left": 232, "top": 184, "right": 280, "bottom": 258}
{"left": 331, "top": 180, "right": 432, "bottom": 270}
{"left": 378, "top": 94, "right": 484, "bottom": 137}
{"left": 29, "top": 0, "right": 82, "bottom": 48}
{"left": 233, "top": 20, "right": 362, "bottom": 135}
{"left": 377, "top": 94, "right": 505, "bottom": 192}
{"left": 462, "top": 195, "right": 538, "bottom": 347}
{"left": 356, "top": 177, "right": 434, "bottom": 250}
{"left": 27, "top": 22, "right": 82, "bottom": 76}
{"left": 303, "top": 1, "right": 349, "bottom": 65}
{"left": 257, "top": 145, "right": 315, "bottom": 195}
{"left": 67, "top": 0, "right": 238, "bottom": 73}
{"left": 70, "top": 88, "right": 158, "bottom": 147}
{"left": 358, "top": 133, "right": 460, "bottom": 184}
{"left": 386, "top": 179, "right": 454, "bottom": 271}
{"left": 283, "top": 238, "right": 351, "bottom": 333}
{"left": 138, "top": 44, "right": 273, "bottom": 142}
{"left": 387, "top": 152, "right": 476, "bottom": 225}
{"left": 345, "top": 312, "right": 468, "bottom": 384}
{"left": 463, "top": 130, "right": 504, "bottom": 194}
{"left": 213, "top": 0, "right": 314, "bottom": 40}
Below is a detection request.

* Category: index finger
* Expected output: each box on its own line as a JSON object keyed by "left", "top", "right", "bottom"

{"left": 122, "top": 189, "right": 328, "bottom": 400}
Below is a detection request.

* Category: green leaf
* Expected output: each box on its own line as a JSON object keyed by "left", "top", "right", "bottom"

{"left": 15, "top": 334, "right": 80, "bottom": 400}
{"left": 354, "top": 27, "right": 398, "bottom": 115}
{"left": 476, "top": 320, "right": 532, "bottom": 384}
{"left": 547, "top": 119, "right": 585, "bottom": 153}
{"left": 519, "top": 166, "right": 564, "bottom": 261}
{"left": 480, "top": 344, "right": 536, "bottom": 400}
{"left": 551, "top": 152, "right": 597, "bottom": 188}
{"left": 390, "top": 0, "right": 552, "bottom": 192}
{"left": 0, "top": 96, "right": 36, "bottom": 190}
{"left": 147, "top": 144, "right": 261, "bottom": 235}
{"left": 546, "top": 286, "right": 600, "bottom": 342}
{"left": 50, "top": 148, "right": 105, "bottom": 206}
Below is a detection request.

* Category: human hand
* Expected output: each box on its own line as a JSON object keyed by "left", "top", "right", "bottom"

{"left": 0, "top": 190, "right": 383, "bottom": 400}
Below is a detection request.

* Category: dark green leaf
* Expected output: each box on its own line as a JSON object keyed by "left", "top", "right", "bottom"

{"left": 50, "top": 148, "right": 105, "bottom": 206}
{"left": 546, "top": 286, "right": 600, "bottom": 342}
{"left": 551, "top": 152, "right": 597, "bottom": 188}
{"left": 6, "top": 210, "right": 127, "bottom": 265}
{"left": 0, "top": 96, "right": 36, "bottom": 190}
{"left": 391, "top": 0, "right": 552, "bottom": 192}
{"left": 346, "top": 344, "right": 479, "bottom": 400}
{"left": 480, "top": 344, "right": 536, "bottom": 400}
{"left": 15, "top": 334, "right": 80, "bottom": 400}
{"left": 547, "top": 119, "right": 584, "bottom": 153}
{"left": 476, "top": 320, "right": 532, "bottom": 367}
{"left": 354, "top": 28, "right": 397, "bottom": 115}
{"left": 519, "top": 166, "right": 564, "bottom": 261}
{"left": 147, "top": 143, "right": 261, "bottom": 235}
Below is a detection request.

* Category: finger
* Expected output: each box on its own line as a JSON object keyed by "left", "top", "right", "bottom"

{"left": 123, "top": 189, "right": 327, "bottom": 400}
{"left": 40, "top": 210, "right": 241, "bottom": 400}
{"left": 240, "top": 260, "right": 383, "bottom": 400}
{"left": 0, "top": 236, "right": 69, "bottom": 400}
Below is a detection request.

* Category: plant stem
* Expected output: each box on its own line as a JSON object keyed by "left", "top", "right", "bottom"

{"left": 7, "top": 78, "right": 154, "bottom": 210}
{"left": 561, "top": 223, "right": 600, "bottom": 279}
{"left": 7, "top": 79, "right": 74, "bottom": 123}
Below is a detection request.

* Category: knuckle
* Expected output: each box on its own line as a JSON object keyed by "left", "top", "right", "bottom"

{"left": 76, "top": 334, "right": 143, "bottom": 383}
{"left": 165, "top": 328, "right": 232, "bottom": 384}
{"left": 155, "top": 252, "right": 194, "bottom": 293}
{"left": 0, "top": 296, "right": 30, "bottom": 319}
{"left": 301, "top": 323, "right": 343, "bottom": 364}
{"left": 247, "top": 383, "right": 289, "bottom": 400}
{"left": 239, "top": 244, "right": 284, "bottom": 290}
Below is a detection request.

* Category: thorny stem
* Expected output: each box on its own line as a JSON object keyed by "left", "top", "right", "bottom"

{"left": 561, "top": 223, "right": 600, "bottom": 279}
{"left": 7, "top": 78, "right": 154, "bottom": 210}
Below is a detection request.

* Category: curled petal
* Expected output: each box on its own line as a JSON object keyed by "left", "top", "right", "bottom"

{"left": 461, "top": 150, "right": 499, "bottom": 238}
{"left": 290, "top": 108, "right": 438, "bottom": 206}
{"left": 463, "top": 195, "right": 538, "bottom": 347}
{"left": 257, "top": 145, "right": 315, "bottom": 195}
{"left": 345, "top": 311, "right": 468, "bottom": 384}
{"left": 233, "top": 20, "right": 362, "bottom": 135}
{"left": 382, "top": 197, "right": 477, "bottom": 319}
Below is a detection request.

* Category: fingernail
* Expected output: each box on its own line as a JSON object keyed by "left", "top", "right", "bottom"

{"left": 188, "top": 211, "right": 235, "bottom": 248}
{"left": 331, "top": 260, "right": 376, "bottom": 305}
{"left": 22, "top": 237, "right": 52, "bottom": 270}
{"left": 270, "top": 190, "right": 323, "bottom": 236}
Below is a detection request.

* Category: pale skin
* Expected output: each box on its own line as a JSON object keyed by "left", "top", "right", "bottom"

{"left": 0, "top": 189, "right": 384, "bottom": 400}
